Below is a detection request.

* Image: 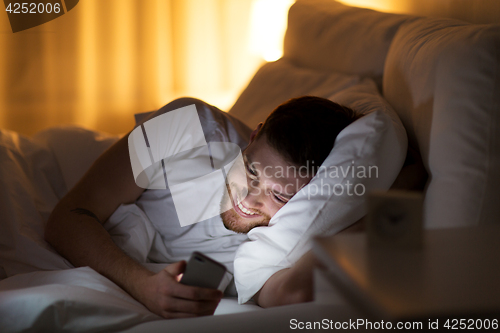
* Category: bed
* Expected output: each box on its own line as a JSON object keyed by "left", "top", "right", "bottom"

{"left": 1, "top": 0, "right": 499, "bottom": 331}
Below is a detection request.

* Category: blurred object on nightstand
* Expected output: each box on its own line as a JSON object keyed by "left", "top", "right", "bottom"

{"left": 366, "top": 190, "right": 424, "bottom": 249}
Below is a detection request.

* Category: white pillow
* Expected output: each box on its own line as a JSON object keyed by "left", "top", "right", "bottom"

{"left": 0, "top": 126, "right": 120, "bottom": 279}
{"left": 234, "top": 79, "right": 407, "bottom": 304}
{"left": 33, "top": 126, "right": 120, "bottom": 190}
{"left": 0, "top": 130, "right": 73, "bottom": 279}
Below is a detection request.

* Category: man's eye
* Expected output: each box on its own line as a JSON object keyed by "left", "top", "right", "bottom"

{"left": 246, "top": 165, "right": 257, "bottom": 178}
{"left": 274, "top": 194, "right": 287, "bottom": 204}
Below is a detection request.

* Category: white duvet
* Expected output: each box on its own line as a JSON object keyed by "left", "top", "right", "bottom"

{"left": 0, "top": 127, "right": 261, "bottom": 332}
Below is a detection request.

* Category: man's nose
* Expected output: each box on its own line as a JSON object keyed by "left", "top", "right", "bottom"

{"left": 242, "top": 181, "right": 265, "bottom": 209}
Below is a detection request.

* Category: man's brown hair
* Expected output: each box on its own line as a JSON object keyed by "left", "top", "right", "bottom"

{"left": 256, "top": 96, "right": 360, "bottom": 174}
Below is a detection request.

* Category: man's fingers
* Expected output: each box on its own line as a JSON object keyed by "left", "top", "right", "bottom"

{"left": 151, "top": 262, "right": 222, "bottom": 319}
{"left": 164, "top": 261, "right": 186, "bottom": 277}
{"left": 163, "top": 297, "right": 220, "bottom": 316}
{"left": 171, "top": 283, "right": 223, "bottom": 301}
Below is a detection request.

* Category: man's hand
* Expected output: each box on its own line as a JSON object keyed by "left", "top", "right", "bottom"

{"left": 134, "top": 261, "right": 223, "bottom": 319}
{"left": 253, "top": 251, "right": 317, "bottom": 308}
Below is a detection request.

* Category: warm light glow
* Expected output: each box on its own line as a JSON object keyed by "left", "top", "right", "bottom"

{"left": 248, "top": 0, "right": 293, "bottom": 62}
{"left": 336, "top": 0, "right": 410, "bottom": 14}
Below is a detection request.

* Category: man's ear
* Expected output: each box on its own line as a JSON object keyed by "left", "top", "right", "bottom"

{"left": 249, "top": 123, "right": 263, "bottom": 143}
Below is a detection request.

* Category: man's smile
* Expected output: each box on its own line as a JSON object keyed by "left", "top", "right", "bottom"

{"left": 233, "top": 199, "right": 260, "bottom": 218}
{"left": 230, "top": 187, "right": 261, "bottom": 218}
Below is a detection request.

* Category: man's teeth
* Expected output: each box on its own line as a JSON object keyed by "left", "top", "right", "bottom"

{"left": 237, "top": 202, "right": 255, "bottom": 215}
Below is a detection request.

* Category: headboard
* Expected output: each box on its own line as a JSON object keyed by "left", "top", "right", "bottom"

{"left": 337, "top": 0, "right": 500, "bottom": 25}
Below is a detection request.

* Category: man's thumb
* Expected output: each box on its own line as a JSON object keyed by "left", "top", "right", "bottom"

{"left": 164, "top": 260, "right": 186, "bottom": 277}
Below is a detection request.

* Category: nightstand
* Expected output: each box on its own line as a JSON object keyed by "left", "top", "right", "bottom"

{"left": 313, "top": 226, "right": 500, "bottom": 321}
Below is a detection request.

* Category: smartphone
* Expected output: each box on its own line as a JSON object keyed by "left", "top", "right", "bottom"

{"left": 180, "top": 252, "right": 227, "bottom": 289}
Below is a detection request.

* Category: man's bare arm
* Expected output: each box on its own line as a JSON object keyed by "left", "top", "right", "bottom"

{"left": 253, "top": 251, "right": 318, "bottom": 307}
{"left": 45, "top": 134, "right": 222, "bottom": 318}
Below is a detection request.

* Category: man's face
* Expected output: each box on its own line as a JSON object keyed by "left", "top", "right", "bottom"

{"left": 220, "top": 134, "right": 311, "bottom": 233}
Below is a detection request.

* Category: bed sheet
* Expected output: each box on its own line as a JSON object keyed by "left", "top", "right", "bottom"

{"left": 122, "top": 302, "right": 358, "bottom": 333}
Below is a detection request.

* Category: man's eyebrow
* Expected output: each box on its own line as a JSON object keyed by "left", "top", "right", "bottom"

{"left": 243, "top": 153, "right": 251, "bottom": 165}
{"left": 244, "top": 153, "right": 257, "bottom": 175}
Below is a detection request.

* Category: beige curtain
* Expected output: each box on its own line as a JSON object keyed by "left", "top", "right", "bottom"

{"left": 0, "top": 0, "right": 262, "bottom": 135}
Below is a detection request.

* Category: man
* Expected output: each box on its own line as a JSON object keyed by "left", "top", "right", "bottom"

{"left": 45, "top": 96, "right": 358, "bottom": 319}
